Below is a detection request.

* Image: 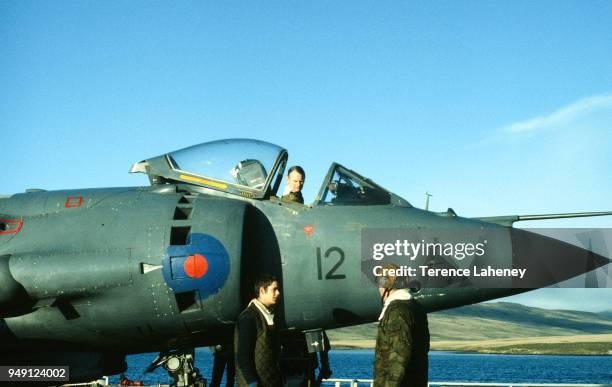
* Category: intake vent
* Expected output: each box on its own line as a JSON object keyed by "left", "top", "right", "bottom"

{"left": 173, "top": 207, "right": 193, "bottom": 220}
{"left": 170, "top": 226, "right": 191, "bottom": 245}
{"left": 175, "top": 291, "right": 198, "bottom": 312}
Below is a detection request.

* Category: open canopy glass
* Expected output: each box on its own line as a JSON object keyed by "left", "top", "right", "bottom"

{"left": 131, "top": 139, "right": 288, "bottom": 199}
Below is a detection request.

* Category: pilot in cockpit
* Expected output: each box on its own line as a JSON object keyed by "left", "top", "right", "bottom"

{"left": 281, "top": 165, "right": 305, "bottom": 204}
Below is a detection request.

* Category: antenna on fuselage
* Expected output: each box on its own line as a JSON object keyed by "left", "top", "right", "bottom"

{"left": 425, "top": 191, "right": 433, "bottom": 211}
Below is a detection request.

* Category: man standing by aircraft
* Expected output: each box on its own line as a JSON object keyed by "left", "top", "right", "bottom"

{"left": 235, "top": 273, "right": 283, "bottom": 387}
{"left": 374, "top": 264, "right": 430, "bottom": 387}
{"left": 281, "top": 165, "right": 305, "bottom": 204}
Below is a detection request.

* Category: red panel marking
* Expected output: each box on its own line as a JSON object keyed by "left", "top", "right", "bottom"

{"left": 64, "top": 196, "right": 83, "bottom": 208}
{"left": 184, "top": 254, "right": 208, "bottom": 279}
{"left": 303, "top": 224, "right": 314, "bottom": 236}
{"left": 0, "top": 218, "right": 24, "bottom": 235}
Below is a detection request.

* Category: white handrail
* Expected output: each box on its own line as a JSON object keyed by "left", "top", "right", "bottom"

{"left": 320, "top": 379, "right": 612, "bottom": 387}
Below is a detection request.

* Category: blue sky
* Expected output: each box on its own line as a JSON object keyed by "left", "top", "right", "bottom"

{"left": 2, "top": 1, "right": 611, "bottom": 311}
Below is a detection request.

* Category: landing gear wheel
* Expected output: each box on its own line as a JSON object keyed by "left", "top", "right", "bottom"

{"left": 146, "top": 349, "right": 205, "bottom": 387}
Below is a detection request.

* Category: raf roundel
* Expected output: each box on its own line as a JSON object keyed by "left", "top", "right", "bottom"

{"left": 162, "top": 233, "right": 230, "bottom": 300}
{"left": 184, "top": 254, "right": 209, "bottom": 278}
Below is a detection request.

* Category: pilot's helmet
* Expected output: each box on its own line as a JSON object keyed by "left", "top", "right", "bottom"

{"left": 377, "top": 262, "right": 409, "bottom": 290}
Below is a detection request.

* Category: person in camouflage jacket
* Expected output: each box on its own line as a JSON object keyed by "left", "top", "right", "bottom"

{"left": 374, "top": 264, "right": 430, "bottom": 387}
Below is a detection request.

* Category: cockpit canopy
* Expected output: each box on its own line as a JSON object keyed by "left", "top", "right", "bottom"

{"left": 130, "top": 139, "right": 288, "bottom": 199}
{"left": 315, "top": 163, "right": 411, "bottom": 207}
{"left": 131, "top": 138, "right": 410, "bottom": 206}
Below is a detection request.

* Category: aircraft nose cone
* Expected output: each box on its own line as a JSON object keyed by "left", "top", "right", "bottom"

{"left": 510, "top": 228, "right": 611, "bottom": 288}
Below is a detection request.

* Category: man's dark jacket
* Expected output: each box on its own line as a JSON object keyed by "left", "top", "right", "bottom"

{"left": 234, "top": 302, "right": 282, "bottom": 387}
{"left": 374, "top": 298, "right": 430, "bottom": 387}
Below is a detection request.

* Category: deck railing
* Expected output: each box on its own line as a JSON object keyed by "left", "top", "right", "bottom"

{"left": 321, "top": 379, "right": 612, "bottom": 387}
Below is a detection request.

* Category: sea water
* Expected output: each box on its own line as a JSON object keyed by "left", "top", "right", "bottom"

{"left": 109, "top": 349, "right": 612, "bottom": 385}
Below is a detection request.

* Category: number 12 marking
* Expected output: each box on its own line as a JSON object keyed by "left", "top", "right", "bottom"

{"left": 316, "top": 247, "right": 346, "bottom": 280}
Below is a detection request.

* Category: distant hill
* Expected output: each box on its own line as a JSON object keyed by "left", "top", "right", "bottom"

{"left": 327, "top": 302, "right": 612, "bottom": 353}
{"left": 431, "top": 302, "right": 612, "bottom": 340}
{"left": 599, "top": 310, "right": 612, "bottom": 319}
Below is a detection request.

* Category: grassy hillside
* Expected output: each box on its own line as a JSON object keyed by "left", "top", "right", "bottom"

{"left": 430, "top": 302, "right": 612, "bottom": 341}
{"left": 433, "top": 334, "right": 612, "bottom": 355}
{"left": 327, "top": 302, "right": 612, "bottom": 355}
{"left": 600, "top": 310, "right": 612, "bottom": 319}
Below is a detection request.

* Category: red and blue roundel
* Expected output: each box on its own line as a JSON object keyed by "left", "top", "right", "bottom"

{"left": 163, "top": 233, "right": 230, "bottom": 300}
